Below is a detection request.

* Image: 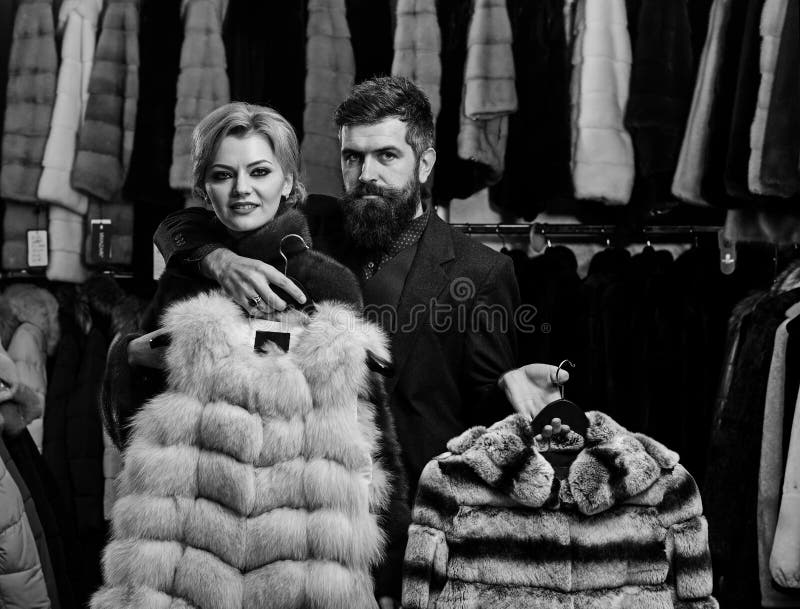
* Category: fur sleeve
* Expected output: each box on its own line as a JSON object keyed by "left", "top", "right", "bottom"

{"left": 402, "top": 524, "right": 448, "bottom": 609}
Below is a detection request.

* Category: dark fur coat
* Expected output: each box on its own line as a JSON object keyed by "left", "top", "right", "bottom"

{"left": 403, "top": 412, "right": 718, "bottom": 608}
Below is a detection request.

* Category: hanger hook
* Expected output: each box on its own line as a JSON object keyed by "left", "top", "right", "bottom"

{"left": 279, "top": 233, "right": 310, "bottom": 276}
{"left": 556, "top": 359, "right": 576, "bottom": 399}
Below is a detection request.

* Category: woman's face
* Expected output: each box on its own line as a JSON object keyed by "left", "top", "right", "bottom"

{"left": 204, "top": 133, "right": 292, "bottom": 233}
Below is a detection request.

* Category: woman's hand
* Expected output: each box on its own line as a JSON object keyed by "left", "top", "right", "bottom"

{"left": 200, "top": 248, "right": 307, "bottom": 315}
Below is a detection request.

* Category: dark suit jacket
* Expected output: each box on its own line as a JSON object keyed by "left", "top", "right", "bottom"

{"left": 155, "top": 195, "right": 520, "bottom": 496}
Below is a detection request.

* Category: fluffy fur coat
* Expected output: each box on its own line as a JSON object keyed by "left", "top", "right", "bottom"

{"left": 456, "top": 0, "right": 516, "bottom": 185}
{"left": 169, "top": 0, "right": 230, "bottom": 191}
{"left": 569, "top": 0, "right": 634, "bottom": 205}
{"left": 93, "top": 292, "right": 395, "bottom": 609}
{"left": 391, "top": 0, "right": 441, "bottom": 121}
{"left": 403, "top": 412, "right": 718, "bottom": 608}
{"left": 300, "top": 0, "right": 354, "bottom": 197}
{"left": 71, "top": 0, "right": 139, "bottom": 202}
{"left": 0, "top": 0, "right": 58, "bottom": 203}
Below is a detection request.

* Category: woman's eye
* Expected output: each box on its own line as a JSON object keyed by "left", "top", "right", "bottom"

{"left": 251, "top": 167, "right": 270, "bottom": 177}
{"left": 211, "top": 171, "right": 232, "bottom": 181}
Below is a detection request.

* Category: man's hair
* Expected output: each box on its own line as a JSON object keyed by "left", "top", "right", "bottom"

{"left": 334, "top": 76, "right": 435, "bottom": 158}
{"left": 191, "top": 102, "right": 306, "bottom": 207}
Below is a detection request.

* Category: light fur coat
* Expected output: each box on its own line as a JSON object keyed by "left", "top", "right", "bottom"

{"left": 569, "top": 0, "right": 635, "bottom": 205}
{"left": 93, "top": 291, "right": 394, "bottom": 609}
{"left": 403, "top": 412, "right": 718, "bottom": 608}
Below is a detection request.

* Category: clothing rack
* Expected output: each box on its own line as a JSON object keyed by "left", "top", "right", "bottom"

{"left": 452, "top": 222, "right": 723, "bottom": 244}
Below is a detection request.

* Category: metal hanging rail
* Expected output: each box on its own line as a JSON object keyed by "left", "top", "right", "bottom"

{"left": 451, "top": 222, "right": 723, "bottom": 243}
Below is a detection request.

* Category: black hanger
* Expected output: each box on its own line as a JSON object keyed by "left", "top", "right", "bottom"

{"left": 531, "top": 360, "right": 589, "bottom": 477}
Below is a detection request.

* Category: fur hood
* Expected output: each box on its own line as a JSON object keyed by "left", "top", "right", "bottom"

{"left": 442, "top": 410, "right": 679, "bottom": 515}
{"left": 93, "top": 291, "right": 397, "bottom": 609}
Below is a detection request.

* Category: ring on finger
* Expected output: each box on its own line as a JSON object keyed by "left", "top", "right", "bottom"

{"left": 247, "top": 294, "right": 263, "bottom": 308}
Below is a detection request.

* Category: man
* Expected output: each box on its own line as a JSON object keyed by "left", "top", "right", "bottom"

{"left": 154, "top": 76, "right": 564, "bottom": 607}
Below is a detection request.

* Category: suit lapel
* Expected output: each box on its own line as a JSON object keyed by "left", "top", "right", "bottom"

{"left": 387, "top": 213, "right": 456, "bottom": 394}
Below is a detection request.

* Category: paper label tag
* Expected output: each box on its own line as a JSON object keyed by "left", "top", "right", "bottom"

{"left": 27, "top": 230, "right": 48, "bottom": 267}
{"left": 153, "top": 244, "right": 166, "bottom": 280}
{"left": 90, "top": 219, "right": 113, "bottom": 263}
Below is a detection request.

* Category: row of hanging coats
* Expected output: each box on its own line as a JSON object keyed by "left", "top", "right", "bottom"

{"left": 0, "top": 276, "right": 145, "bottom": 609}
{"left": 3, "top": 0, "right": 796, "bottom": 285}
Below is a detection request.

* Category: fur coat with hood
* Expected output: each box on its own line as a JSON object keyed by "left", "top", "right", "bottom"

{"left": 403, "top": 412, "right": 718, "bottom": 609}
{"left": 2, "top": 284, "right": 60, "bottom": 453}
{"left": 169, "top": 0, "right": 230, "bottom": 193}
{"left": 0, "top": 0, "right": 58, "bottom": 203}
{"left": 100, "top": 208, "right": 411, "bottom": 602}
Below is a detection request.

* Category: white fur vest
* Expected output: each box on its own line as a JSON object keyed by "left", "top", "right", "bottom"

{"left": 92, "top": 291, "right": 393, "bottom": 609}
{"left": 403, "top": 412, "right": 718, "bottom": 608}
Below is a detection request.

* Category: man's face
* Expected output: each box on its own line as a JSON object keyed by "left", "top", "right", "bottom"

{"left": 339, "top": 118, "right": 434, "bottom": 250}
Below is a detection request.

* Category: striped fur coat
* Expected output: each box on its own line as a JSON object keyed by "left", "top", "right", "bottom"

{"left": 92, "top": 291, "right": 397, "bottom": 609}
{"left": 403, "top": 412, "right": 718, "bottom": 608}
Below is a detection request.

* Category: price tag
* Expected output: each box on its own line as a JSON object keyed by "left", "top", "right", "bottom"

{"left": 153, "top": 244, "right": 166, "bottom": 280}
{"left": 90, "top": 219, "right": 113, "bottom": 263}
{"left": 27, "top": 230, "right": 48, "bottom": 267}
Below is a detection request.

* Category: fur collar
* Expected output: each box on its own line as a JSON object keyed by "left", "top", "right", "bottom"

{"left": 227, "top": 207, "right": 313, "bottom": 266}
{"left": 443, "top": 411, "right": 679, "bottom": 515}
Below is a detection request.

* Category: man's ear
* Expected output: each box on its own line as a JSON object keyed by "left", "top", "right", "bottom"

{"left": 418, "top": 147, "right": 436, "bottom": 184}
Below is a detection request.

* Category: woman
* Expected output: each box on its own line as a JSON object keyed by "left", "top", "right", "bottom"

{"left": 96, "top": 103, "right": 409, "bottom": 608}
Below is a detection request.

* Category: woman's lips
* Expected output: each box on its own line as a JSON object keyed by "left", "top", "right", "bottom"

{"left": 229, "top": 202, "right": 259, "bottom": 213}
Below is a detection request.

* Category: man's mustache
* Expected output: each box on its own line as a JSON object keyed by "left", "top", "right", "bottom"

{"left": 349, "top": 182, "right": 404, "bottom": 199}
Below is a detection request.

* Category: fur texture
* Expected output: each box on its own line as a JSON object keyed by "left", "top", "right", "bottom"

{"left": 0, "top": 0, "right": 58, "bottom": 202}
{"left": 169, "top": 0, "right": 230, "bottom": 191}
{"left": 71, "top": 0, "right": 139, "bottom": 202}
{"left": 456, "top": 0, "right": 516, "bottom": 183}
{"left": 569, "top": 0, "right": 635, "bottom": 205}
{"left": 94, "top": 291, "right": 393, "bottom": 608}
{"left": 403, "top": 412, "right": 717, "bottom": 608}
{"left": 37, "top": 0, "right": 101, "bottom": 214}
{"left": 391, "top": 0, "right": 441, "bottom": 120}
{"left": 300, "top": 0, "right": 354, "bottom": 196}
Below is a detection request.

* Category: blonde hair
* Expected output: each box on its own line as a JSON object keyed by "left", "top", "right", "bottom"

{"left": 191, "top": 102, "right": 306, "bottom": 207}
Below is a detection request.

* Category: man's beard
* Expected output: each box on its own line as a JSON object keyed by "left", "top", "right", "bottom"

{"left": 340, "top": 177, "right": 421, "bottom": 251}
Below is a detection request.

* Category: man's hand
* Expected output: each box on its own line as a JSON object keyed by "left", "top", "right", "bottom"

{"left": 200, "top": 248, "right": 307, "bottom": 315}
{"left": 498, "top": 363, "right": 570, "bottom": 420}
{"left": 378, "top": 597, "right": 400, "bottom": 609}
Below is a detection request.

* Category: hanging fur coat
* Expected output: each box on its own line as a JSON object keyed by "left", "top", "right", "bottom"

{"left": 392, "top": 0, "right": 441, "bottom": 121}
{"left": 456, "top": 0, "right": 517, "bottom": 186}
{"left": 0, "top": 0, "right": 58, "bottom": 202}
{"left": 93, "top": 290, "right": 397, "bottom": 609}
{"left": 569, "top": 0, "right": 635, "bottom": 205}
{"left": 300, "top": 0, "right": 355, "bottom": 197}
{"left": 169, "top": 0, "right": 230, "bottom": 192}
{"left": 71, "top": 0, "right": 139, "bottom": 202}
{"left": 672, "top": 0, "right": 732, "bottom": 206}
{"left": 38, "top": 0, "right": 102, "bottom": 213}
{"left": 403, "top": 412, "right": 718, "bottom": 608}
